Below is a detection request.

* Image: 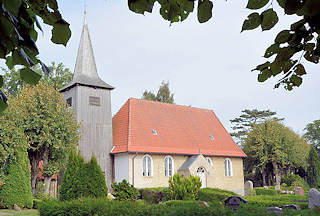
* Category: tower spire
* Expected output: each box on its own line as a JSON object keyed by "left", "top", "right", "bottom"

{"left": 60, "top": 10, "right": 114, "bottom": 92}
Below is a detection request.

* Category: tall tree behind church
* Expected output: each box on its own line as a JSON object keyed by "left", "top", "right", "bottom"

{"left": 142, "top": 81, "right": 174, "bottom": 104}
{"left": 230, "top": 109, "right": 284, "bottom": 144}
{"left": 1, "top": 62, "right": 73, "bottom": 96}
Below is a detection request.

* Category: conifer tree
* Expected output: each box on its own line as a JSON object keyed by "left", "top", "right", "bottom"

{"left": 59, "top": 152, "right": 107, "bottom": 201}
{"left": 0, "top": 148, "right": 33, "bottom": 208}
{"left": 306, "top": 147, "right": 320, "bottom": 188}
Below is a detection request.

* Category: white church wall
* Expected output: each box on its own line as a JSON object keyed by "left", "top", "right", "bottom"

{"left": 114, "top": 153, "right": 129, "bottom": 182}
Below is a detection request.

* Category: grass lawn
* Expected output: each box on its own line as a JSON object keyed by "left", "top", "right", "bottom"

{"left": 0, "top": 210, "right": 39, "bottom": 216}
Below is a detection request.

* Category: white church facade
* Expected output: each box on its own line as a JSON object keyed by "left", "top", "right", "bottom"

{"left": 60, "top": 14, "right": 246, "bottom": 195}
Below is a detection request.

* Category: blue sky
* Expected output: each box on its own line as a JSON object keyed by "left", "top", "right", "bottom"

{"left": 2, "top": 0, "right": 320, "bottom": 135}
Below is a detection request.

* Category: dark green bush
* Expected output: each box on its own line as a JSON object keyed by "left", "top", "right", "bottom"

{"left": 254, "top": 187, "right": 279, "bottom": 196}
{"left": 111, "top": 179, "right": 139, "bottom": 201}
{"left": 198, "top": 187, "right": 237, "bottom": 202}
{"left": 168, "top": 174, "right": 201, "bottom": 200}
{"left": 0, "top": 148, "right": 33, "bottom": 209}
{"left": 281, "top": 174, "right": 307, "bottom": 187}
{"left": 139, "top": 187, "right": 171, "bottom": 203}
{"left": 59, "top": 151, "right": 107, "bottom": 201}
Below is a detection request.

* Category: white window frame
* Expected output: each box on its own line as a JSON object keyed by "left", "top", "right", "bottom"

{"left": 206, "top": 157, "right": 213, "bottom": 166}
{"left": 164, "top": 156, "right": 174, "bottom": 177}
{"left": 225, "top": 158, "right": 233, "bottom": 176}
{"left": 142, "top": 154, "right": 153, "bottom": 176}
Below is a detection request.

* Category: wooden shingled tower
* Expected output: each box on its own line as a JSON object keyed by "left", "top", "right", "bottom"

{"left": 60, "top": 11, "right": 114, "bottom": 189}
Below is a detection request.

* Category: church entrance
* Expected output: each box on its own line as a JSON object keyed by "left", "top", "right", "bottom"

{"left": 197, "top": 167, "right": 206, "bottom": 188}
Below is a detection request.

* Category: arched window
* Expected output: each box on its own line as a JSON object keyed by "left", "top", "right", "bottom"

{"left": 164, "top": 156, "right": 174, "bottom": 176}
{"left": 206, "top": 157, "right": 213, "bottom": 166}
{"left": 225, "top": 158, "right": 233, "bottom": 176}
{"left": 142, "top": 155, "right": 153, "bottom": 176}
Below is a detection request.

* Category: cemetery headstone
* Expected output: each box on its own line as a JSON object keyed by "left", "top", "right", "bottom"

{"left": 308, "top": 188, "right": 320, "bottom": 209}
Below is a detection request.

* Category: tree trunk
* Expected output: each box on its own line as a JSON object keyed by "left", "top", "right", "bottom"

{"left": 272, "top": 161, "right": 281, "bottom": 186}
{"left": 262, "top": 170, "right": 266, "bottom": 186}
{"left": 42, "top": 150, "right": 52, "bottom": 196}
{"left": 30, "top": 156, "right": 40, "bottom": 196}
{"left": 44, "top": 176, "right": 52, "bottom": 195}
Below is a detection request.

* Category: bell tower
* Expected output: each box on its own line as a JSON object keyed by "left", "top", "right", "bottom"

{"left": 60, "top": 11, "right": 114, "bottom": 189}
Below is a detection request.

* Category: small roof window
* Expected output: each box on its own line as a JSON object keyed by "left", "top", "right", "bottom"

{"left": 209, "top": 135, "right": 215, "bottom": 140}
{"left": 152, "top": 129, "right": 158, "bottom": 135}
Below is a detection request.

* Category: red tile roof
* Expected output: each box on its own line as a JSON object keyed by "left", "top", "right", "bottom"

{"left": 112, "top": 98, "right": 246, "bottom": 157}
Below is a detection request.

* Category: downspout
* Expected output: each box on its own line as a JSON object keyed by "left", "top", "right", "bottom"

{"left": 132, "top": 153, "right": 138, "bottom": 187}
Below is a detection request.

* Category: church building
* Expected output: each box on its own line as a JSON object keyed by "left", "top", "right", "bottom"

{"left": 60, "top": 14, "right": 246, "bottom": 195}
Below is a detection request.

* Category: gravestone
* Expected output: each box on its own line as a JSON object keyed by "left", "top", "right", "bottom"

{"left": 308, "top": 188, "right": 320, "bottom": 209}
{"left": 275, "top": 185, "right": 281, "bottom": 190}
{"left": 224, "top": 196, "right": 248, "bottom": 210}
{"left": 263, "top": 186, "right": 269, "bottom": 189}
{"left": 244, "top": 181, "right": 254, "bottom": 196}
{"left": 267, "top": 207, "right": 282, "bottom": 214}
{"left": 295, "top": 187, "right": 305, "bottom": 196}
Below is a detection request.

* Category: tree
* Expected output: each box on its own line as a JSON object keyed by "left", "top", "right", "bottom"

{"left": 230, "top": 109, "right": 284, "bottom": 144}
{"left": 8, "top": 82, "right": 79, "bottom": 195}
{"left": 243, "top": 120, "right": 309, "bottom": 186}
{"left": 0, "top": 111, "right": 26, "bottom": 182}
{"left": 59, "top": 151, "right": 107, "bottom": 201}
{"left": 2, "top": 62, "right": 73, "bottom": 96}
{"left": 142, "top": 81, "right": 174, "bottom": 103}
{"left": 0, "top": 147, "right": 33, "bottom": 209}
{"left": 304, "top": 119, "right": 320, "bottom": 150}
{"left": 0, "top": 0, "right": 71, "bottom": 107}
{"left": 128, "top": 0, "right": 320, "bottom": 90}
{"left": 1, "top": 62, "right": 73, "bottom": 96}
{"left": 306, "top": 146, "right": 320, "bottom": 188}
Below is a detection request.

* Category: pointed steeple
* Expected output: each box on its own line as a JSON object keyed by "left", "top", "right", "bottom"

{"left": 60, "top": 11, "right": 114, "bottom": 92}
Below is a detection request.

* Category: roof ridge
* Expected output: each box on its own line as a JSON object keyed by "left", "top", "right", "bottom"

{"left": 129, "top": 97, "right": 214, "bottom": 112}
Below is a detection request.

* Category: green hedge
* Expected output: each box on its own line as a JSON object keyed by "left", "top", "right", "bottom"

{"left": 0, "top": 149, "right": 33, "bottom": 209}
{"left": 198, "top": 188, "right": 237, "bottom": 202}
{"left": 245, "top": 194, "right": 308, "bottom": 209}
{"left": 38, "top": 197, "right": 317, "bottom": 216}
{"left": 254, "top": 187, "right": 279, "bottom": 196}
{"left": 39, "top": 197, "right": 227, "bottom": 216}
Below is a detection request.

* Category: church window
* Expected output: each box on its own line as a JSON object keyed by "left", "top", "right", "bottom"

{"left": 209, "top": 135, "right": 215, "bottom": 140}
{"left": 206, "top": 157, "right": 213, "bottom": 166}
{"left": 142, "top": 155, "right": 153, "bottom": 176}
{"left": 89, "top": 96, "right": 101, "bottom": 106}
{"left": 164, "top": 156, "right": 174, "bottom": 176}
{"left": 66, "top": 97, "right": 72, "bottom": 107}
{"left": 225, "top": 158, "right": 233, "bottom": 176}
{"left": 152, "top": 129, "right": 157, "bottom": 135}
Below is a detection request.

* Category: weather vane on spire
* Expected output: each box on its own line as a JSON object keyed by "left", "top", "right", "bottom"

{"left": 84, "top": 0, "right": 87, "bottom": 25}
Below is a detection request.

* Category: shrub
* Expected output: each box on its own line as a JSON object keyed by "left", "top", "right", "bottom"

{"left": 84, "top": 156, "right": 108, "bottom": 198}
{"left": 111, "top": 179, "right": 139, "bottom": 201}
{"left": 281, "top": 174, "right": 306, "bottom": 187}
{"left": 198, "top": 188, "right": 237, "bottom": 202}
{"left": 254, "top": 187, "right": 279, "bottom": 196}
{"left": 0, "top": 148, "right": 33, "bottom": 209}
{"left": 139, "top": 187, "right": 171, "bottom": 203}
{"left": 168, "top": 174, "right": 201, "bottom": 200}
{"left": 59, "top": 151, "right": 107, "bottom": 201}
